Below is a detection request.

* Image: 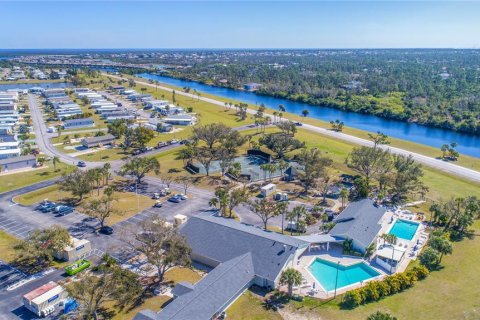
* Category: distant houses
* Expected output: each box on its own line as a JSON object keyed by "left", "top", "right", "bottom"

{"left": 243, "top": 82, "right": 262, "bottom": 91}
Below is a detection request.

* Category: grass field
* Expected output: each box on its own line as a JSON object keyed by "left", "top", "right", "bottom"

{"left": 227, "top": 290, "right": 282, "bottom": 320}
{"left": 0, "top": 231, "right": 18, "bottom": 263}
{"left": 14, "top": 184, "right": 155, "bottom": 225}
{"left": 76, "top": 146, "right": 130, "bottom": 162}
{"left": 0, "top": 160, "right": 75, "bottom": 194}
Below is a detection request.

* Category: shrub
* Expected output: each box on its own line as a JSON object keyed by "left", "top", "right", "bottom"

{"left": 343, "top": 290, "right": 363, "bottom": 308}
{"left": 342, "top": 267, "right": 429, "bottom": 309}
{"left": 411, "top": 265, "right": 429, "bottom": 280}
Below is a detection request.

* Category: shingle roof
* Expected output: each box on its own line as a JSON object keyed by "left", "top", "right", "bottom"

{"left": 329, "top": 199, "right": 388, "bottom": 249}
{"left": 81, "top": 134, "right": 115, "bottom": 144}
{"left": 152, "top": 253, "right": 255, "bottom": 320}
{"left": 179, "top": 214, "right": 308, "bottom": 283}
{"left": 171, "top": 281, "right": 195, "bottom": 297}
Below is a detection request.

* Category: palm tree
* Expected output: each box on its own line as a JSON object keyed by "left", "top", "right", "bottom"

{"left": 272, "top": 111, "right": 278, "bottom": 123}
{"left": 56, "top": 125, "right": 62, "bottom": 138}
{"left": 278, "top": 104, "right": 286, "bottom": 112}
{"left": 260, "top": 164, "right": 269, "bottom": 182}
{"left": 279, "top": 268, "right": 302, "bottom": 296}
{"left": 301, "top": 109, "right": 309, "bottom": 117}
{"left": 291, "top": 205, "right": 307, "bottom": 234}
{"left": 276, "top": 201, "right": 289, "bottom": 234}
{"left": 209, "top": 197, "right": 219, "bottom": 209}
{"left": 102, "top": 163, "right": 111, "bottom": 185}
{"left": 339, "top": 188, "right": 349, "bottom": 208}
{"left": 52, "top": 156, "right": 60, "bottom": 171}
{"left": 429, "top": 236, "right": 453, "bottom": 263}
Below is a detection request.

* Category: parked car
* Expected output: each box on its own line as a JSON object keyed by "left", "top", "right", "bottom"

{"left": 152, "top": 193, "right": 160, "bottom": 200}
{"left": 39, "top": 202, "right": 57, "bottom": 213}
{"left": 170, "top": 139, "right": 178, "bottom": 144}
{"left": 153, "top": 201, "right": 164, "bottom": 208}
{"left": 156, "top": 141, "right": 168, "bottom": 148}
{"left": 178, "top": 194, "right": 188, "bottom": 200}
{"left": 55, "top": 205, "right": 74, "bottom": 215}
{"left": 99, "top": 226, "right": 114, "bottom": 235}
{"left": 295, "top": 122, "right": 303, "bottom": 126}
{"left": 168, "top": 195, "right": 181, "bottom": 203}
{"left": 77, "top": 161, "right": 86, "bottom": 167}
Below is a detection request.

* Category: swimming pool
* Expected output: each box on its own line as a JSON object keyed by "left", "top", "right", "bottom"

{"left": 388, "top": 219, "right": 420, "bottom": 240}
{"left": 307, "top": 258, "right": 380, "bottom": 292}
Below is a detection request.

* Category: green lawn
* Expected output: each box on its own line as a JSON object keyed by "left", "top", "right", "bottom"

{"left": 76, "top": 147, "right": 130, "bottom": 162}
{"left": 0, "top": 160, "right": 75, "bottom": 194}
{"left": 227, "top": 290, "right": 282, "bottom": 320}
{"left": 0, "top": 231, "right": 18, "bottom": 263}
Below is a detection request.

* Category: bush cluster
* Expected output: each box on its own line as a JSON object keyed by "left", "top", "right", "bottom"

{"left": 342, "top": 265, "right": 429, "bottom": 309}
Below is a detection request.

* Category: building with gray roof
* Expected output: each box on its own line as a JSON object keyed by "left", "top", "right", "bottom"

{"left": 329, "top": 199, "right": 388, "bottom": 253}
{"left": 134, "top": 215, "right": 309, "bottom": 320}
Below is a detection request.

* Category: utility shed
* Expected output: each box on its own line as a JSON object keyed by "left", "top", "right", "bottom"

{"left": 23, "top": 281, "right": 68, "bottom": 317}
{"left": 54, "top": 237, "right": 92, "bottom": 262}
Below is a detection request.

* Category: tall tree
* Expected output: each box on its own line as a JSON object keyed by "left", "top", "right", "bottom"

{"left": 250, "top": 198, "right": 279, "bottom": 230}
{"left": 346, "top": 146, "right": 392, "bottom": 192}
{"left": 120, "top": 157, "right": 160, "bottom": 184}
{"left": 66, "top": 254, "right": 141, "bottom": 320}
{"left": 14, "top": 225, "right": 71, "bottom": 271}
{"left": 297, "top": 148, "right": 332, "bottom": 193}
{"left": 83, "top": 187, "right": 120, "bottom": 228}
{"left": 60, "top": 170, "right": 93, "bottom": 201}
{"left": 129, "top": 216, "right": 191, "bottom": 283}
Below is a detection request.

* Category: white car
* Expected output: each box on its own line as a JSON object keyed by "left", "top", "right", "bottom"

{"left": 178, "top": 194, "right": 188, "bottom": 200}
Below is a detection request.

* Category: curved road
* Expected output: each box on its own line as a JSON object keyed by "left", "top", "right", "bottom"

{"left": 104, "top": 74, "right": 480, "bottom": 184}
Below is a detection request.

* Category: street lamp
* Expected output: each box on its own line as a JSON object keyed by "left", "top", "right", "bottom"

{"left": 334, "top": 261, "right": 340, "bottom": 298}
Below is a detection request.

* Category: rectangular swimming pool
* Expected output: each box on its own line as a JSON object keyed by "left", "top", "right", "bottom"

{"left": 388, "top": 219, "right": 420, "bottom": 240}
{"left": 307, "top": 258, "right": 380, "bottom": 292}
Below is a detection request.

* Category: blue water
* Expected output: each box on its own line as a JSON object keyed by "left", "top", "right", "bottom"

{"left": 308, "top": 258, "right": 380, "bottom": 291}
{"left": 388, "top": 219, "right": 420, "bottom": 240}
{"left": 136, "top": 72, "right": 480, "bottom": 158}
{"left": 0, "top": 82, "right": 72, "bottom": 90}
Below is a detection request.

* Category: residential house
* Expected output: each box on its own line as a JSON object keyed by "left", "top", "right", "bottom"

{"left": 0, "top": 155, "right": 36, "bottom": 172}
{"left": 244, "top": 82, "right": 262, "bottom": 91}
{"left": 81, "top": 134, "right": 115, "bottom": 148}
{"left": 164, "top": 114, "right": 197, "bottom": 126}
{"left": 62, "top": 118, "right": 95, "bottom": 129}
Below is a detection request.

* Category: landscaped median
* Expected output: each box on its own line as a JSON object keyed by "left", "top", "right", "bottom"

{"left": 13, "top": 183, "right": 156, "bottom": 226}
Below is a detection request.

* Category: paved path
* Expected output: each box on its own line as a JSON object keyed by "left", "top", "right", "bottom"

{"left": 105, "top": 73, "right": 480, "bottom": 184}
{"left": 28, "top": 94, "right": 104, "bottom": 169}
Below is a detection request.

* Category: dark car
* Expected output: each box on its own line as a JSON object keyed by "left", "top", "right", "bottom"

{"left": 55, "top": 205, "right": 74, "bottom": 216}
{"left": 39, "top": 202, "right": 57, "bottom": 213}
{"left": 99, "top": 226, "right": 114, "bottom": 235}
{"left": 295, "top": 122, "right": 303, "bottom": 126}
{"left": 77, "top": 161, "right": 86, "bottom": 167}
{"left": 168, "top": 195, "right": 181, "bottom": 203}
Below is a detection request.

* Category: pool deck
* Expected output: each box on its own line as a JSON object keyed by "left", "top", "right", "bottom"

{"left": 292, "top": 247, "right": 386, "bottom": 299}
{"left": 289, "top": 210, "right": 429, "bottom": 299}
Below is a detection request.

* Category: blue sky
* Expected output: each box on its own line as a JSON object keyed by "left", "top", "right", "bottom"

{"left": 2, "top": 1, "right": 480, "bottom": 49}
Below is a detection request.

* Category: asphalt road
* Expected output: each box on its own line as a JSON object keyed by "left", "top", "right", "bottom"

{"left": 105, "top": 73, "right": 480, "bottom": 184}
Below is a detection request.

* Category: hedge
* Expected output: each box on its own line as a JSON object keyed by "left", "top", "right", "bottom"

{"left": 342, "top": 265, "right": 429, "bottom": 308}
